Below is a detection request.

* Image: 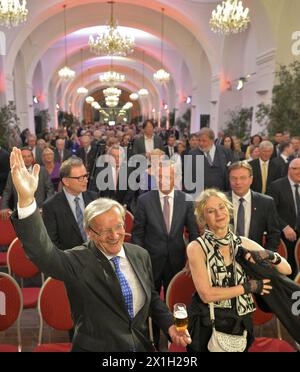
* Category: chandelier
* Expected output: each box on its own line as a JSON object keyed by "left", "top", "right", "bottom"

{"left": 209, "top": 0, "right": 250, "bottom": 35}
{"left": 138, "top": 88, "right": 149, "bottom": 97}
{"left": 85, "top": 96, "right": 95, "bottom": 104}
{"left": 103, "top": 87, "right": 121, "bottom": 97}
{"left": 99, "top": 71, "right": 125, "bottom": 85}
{"left": 0, "top": 0, "right": 28, "bottom": 28}
{"left": 153, "top": 8, "right": 170, "bottom": 84}
{"left": 77, "top": 48, "right": 88, "bottom": 95}
{"left": 58, "top": 5, "right": 75, "bottom": 81}
{"left": 105, "top": 95, "right": 119, "bottom": 108}
{"left": 129, "top": 92, "right": 139, "bottom": 101}
{"left": 91, "top": 102, "right": 101, "bottom": 110}
{"left": 89, "top": 1, "right": 135, "bottom": 56}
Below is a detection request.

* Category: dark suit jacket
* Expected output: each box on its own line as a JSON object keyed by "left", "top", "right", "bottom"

{"left": 271, "top": 156, "right": 290, "bottom": 178}
{"left": 249, "top": 159, "right": 282, "bottom": 195}
{"left": 76, "top": 146, "right": 98, "bottom": 173}
{"left": 0, "top": 148, "right": 10, "bottom": 196}
{"left": 187, "top": 146, "right": 232, "bottom": 192}
{"left": 1, "top": 167, "right": 54, "bottom": 210}
{"left": 42, "top": 190, "right": 98, "bottom": 251}
{"left": 92, "top": 162, "right": 135, "bottom": 207}
{"left": 133, "top": 136, "right": 164, "bottom": 155}
{"left": 164, "top": 146, "right": 178, "bottom": 158}
{"left": 268, "top": 177, "right": 297, "bottom": 231}
{"left": 132, "top": 190, "right": 199, "bottom": 282}
{"left": 12, "top": 209, "right": 173, "bottom": 352}
{"left": 54, "top": 148, "right": 72, "bottom": 164}
{"left": 228, "top": 191, "right": 280, "bottom": 251}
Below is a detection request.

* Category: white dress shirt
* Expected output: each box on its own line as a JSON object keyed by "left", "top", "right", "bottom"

{"left": 232, "top": 190, "right": 252, "bottom": 238}
{"left": 17, "top": 200, "right": 146, "bottom": 317}
{"left": 158, "top": 189, "right": 175, "bottom": 230}
{"left": 144, "top": 136, "right": 154, "bottom": 154}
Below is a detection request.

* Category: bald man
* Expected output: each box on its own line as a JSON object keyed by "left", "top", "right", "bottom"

{"left": 269, "top": 158, "right": 300, "bottom": 277}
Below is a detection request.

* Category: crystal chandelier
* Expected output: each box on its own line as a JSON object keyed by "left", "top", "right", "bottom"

{"left": 99, "top": 71, "right": 125, "bottom": 85}
{"left": 85, "top": 96, "right": 95, "bottom": 104}
{"left": 153, "top": 8, "right": 170, "bottom": 84}
{"left": 138, "top": 88, "right": 149, "bottom": 97}
{"left": 210, "top": 0, "right": 250, "bottom": 35}
{"left": 88, "top": 1, "right": 135, "bottom": 56}
{"left": 103, "top": 87, "right": 121, "bottom": 97}
{"left": 129, "top": 92, "right": 139, "bottom": 101}
{"left": 58, "top": 5, "right": 75, "bottom": 81}
{"left": 105, "top": 95, "right": 119, "bottom": 108}
{"left": 0, "top": 0, "right": 28, "bottom": 28}
{"left": 91, "top": 102, "right": 101, "bottom": 110}
{"left": 77, "top": 48, "right": 88, "bottom": 95}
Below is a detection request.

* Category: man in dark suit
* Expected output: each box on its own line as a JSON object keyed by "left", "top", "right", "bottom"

{"left": 92, "top": 145, "right": 135, "bottom": 210}
{"left": 187, "top": 128, "right": 232, "bottom": 193}
{"left": 0, "top": 147, "right": 10, "bottom": 196}
{"left": 42, "top": 157, "right": 98, "bottom": 251}
{"left": 132, "top": 161, "right": 199, "bottom": 296}
{"left": 76, "top": 134, "right": 98, "bottom": 173}
{"left": 54, "top": 139, "right": 72, "bottom": 164}
{"left": 1, "top": 147, "right": 54, "bottom": 214}
{"left": 272, "top": 142, "right": 294, "bottom": 177}
{"left": 27, "top": 134, "right": 43, "bottom": 165}
{"left": 10, "top": 147, "right": 191, "bottom": 352}
{"left": 268, "top": 158, "right": 300, "bottom": 278}
{"left": 228, "top": 161, "right": 280, "bottom": 251}
{"left": 249, "top": 141, "right": 282, "bottom": 195}
{"left": 164, "top": 134, "right": 178, "bottom": 158}
{"left": 133, "top": 120, "right": 164, "bottom": 157}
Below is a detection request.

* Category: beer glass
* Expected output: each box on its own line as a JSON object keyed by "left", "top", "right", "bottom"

{"left": 173, "top": 303, "right": 188, "bottom": 331}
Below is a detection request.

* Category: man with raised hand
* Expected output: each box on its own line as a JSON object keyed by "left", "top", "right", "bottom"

{"left": 9, "top": 147, "right": 191, "bottom": 352}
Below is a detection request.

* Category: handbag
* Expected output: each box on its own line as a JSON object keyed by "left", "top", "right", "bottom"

{"left": 206, "top": 258, "right": 247, "bottom": 352}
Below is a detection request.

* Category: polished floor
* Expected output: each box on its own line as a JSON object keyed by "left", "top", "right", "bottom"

{"left": 0, "top": 307, "right": 297, "bottom": 352}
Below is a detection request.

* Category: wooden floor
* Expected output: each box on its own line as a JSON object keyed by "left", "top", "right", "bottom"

{"left": 0, "top": 307, "right": 297, "bottom": 352}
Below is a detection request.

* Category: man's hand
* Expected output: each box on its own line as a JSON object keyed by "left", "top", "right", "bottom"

{"left": 168, "top": 325, "right": 192, "bottom": 348}
{"left": 283, "top": 226, "right": 297, "bottom": 242}
{"left": 0, "top": 209, "right": 12, "bottom": 220}
{"left": 10, "top": 147, "right": 40, "bottom": 208}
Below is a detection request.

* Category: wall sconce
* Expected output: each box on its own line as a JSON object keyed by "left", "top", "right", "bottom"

{"left": 237, "top": 78, "right": 246, "bottom": 91}
{"left": 33, "top": 95, "right": 39, "bottom": 104}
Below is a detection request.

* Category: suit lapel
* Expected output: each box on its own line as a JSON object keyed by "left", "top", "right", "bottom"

{"left": 61, "top": 192, "right": 82, "bottom": 237}
{"left": 153, "top": 191, "right": 169, "bottom": 235}
{"left": 249, "top": 191, "right": 258, "bottom": 237}
{"left": 169, "top": 191, "right": 181, "bottom": 234}
{"left": 284, "top": 178, "right": 296, "bottom": 215}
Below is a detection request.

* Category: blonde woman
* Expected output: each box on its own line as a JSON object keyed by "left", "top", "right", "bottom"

{"left": 42, "top": 148, "right": 61, "bottom": 191}
{"left": 186, "top": 189, "right": 291, "bottom": 352}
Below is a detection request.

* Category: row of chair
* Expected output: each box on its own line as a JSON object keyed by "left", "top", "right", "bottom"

{"left": 0, "top": 272, "right": 73, "bottom": 352}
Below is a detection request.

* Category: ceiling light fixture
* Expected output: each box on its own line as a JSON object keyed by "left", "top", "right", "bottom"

{"left": 210, "top": 0, "right": 250, "bottom": 35}
{"left": 0, "top": 0, "right": 28, "bottom": 28}
{"left": 89, "top": 1, "right": 135, "bottom": 56}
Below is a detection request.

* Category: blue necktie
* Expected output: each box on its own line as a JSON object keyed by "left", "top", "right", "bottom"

{"left": 111, "top": 256, "right": 134, "bottom": 319}
{"left": 74, "top": 197, "right": 87, "bottom": 242}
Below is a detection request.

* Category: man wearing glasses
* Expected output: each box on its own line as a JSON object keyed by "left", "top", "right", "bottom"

{"left": 10, "top": 147, "right": 191, "bottom": 352}
{"left": 42, "top": 156, "right": 98, "bottom": 251}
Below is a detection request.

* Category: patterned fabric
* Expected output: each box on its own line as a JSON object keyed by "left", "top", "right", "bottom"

{"left": 111, "top": 256, "right": 134, "bottom": 319}
{"left": 74, "top": 197, "right": 87, "bottom": 242}
{"left": 197, "top": 229, "right": 255, "bottom": 316}
{"left": 205, "top": 152, "right": 213, "bottom": 166}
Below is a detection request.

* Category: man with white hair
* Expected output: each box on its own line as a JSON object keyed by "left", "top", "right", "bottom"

{"left": 249, "top": 140, "right": 282, "bottom": 195}
{"left": 10, "top": 147, "right": 191, "bottom": 352}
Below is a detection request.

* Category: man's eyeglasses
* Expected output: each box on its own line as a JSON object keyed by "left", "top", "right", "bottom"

{"left": 66, "top": 173, "right": 89, "bottom": 182}
{"left": 89, "top": 223, "right": 125, "bottom": 238}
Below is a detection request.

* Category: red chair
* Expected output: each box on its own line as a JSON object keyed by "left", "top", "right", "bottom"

{"left": 34, "top": 278, "right": 73, "bottom": 352}
{"left": 249, "top": 300, "right": 296, "bottom": 352}
{"left": 0, "top": 217, "right": 17, "bottom": 267}
{"left": 0, "top": 272, "right": 23, "bottom": 352}
{"left": 295, "top": 273, "right": 300, "bottom": 285}
{"left": 7, "top": 238, "right": 42, "bottom": 309}
{"left": 124, "top": 233, "right": 132, "bottom": 243}
{"left": 294, "top": 239, "right": 300, "bottom": 273}
{"left": 165, "top": 270, "right": 196, "bottom": 352}
{"left": 125, "top": 210, "right": 134, "bottom": 234}
{"left": 277, "top": 239, "right": 288, "bottom": 259}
